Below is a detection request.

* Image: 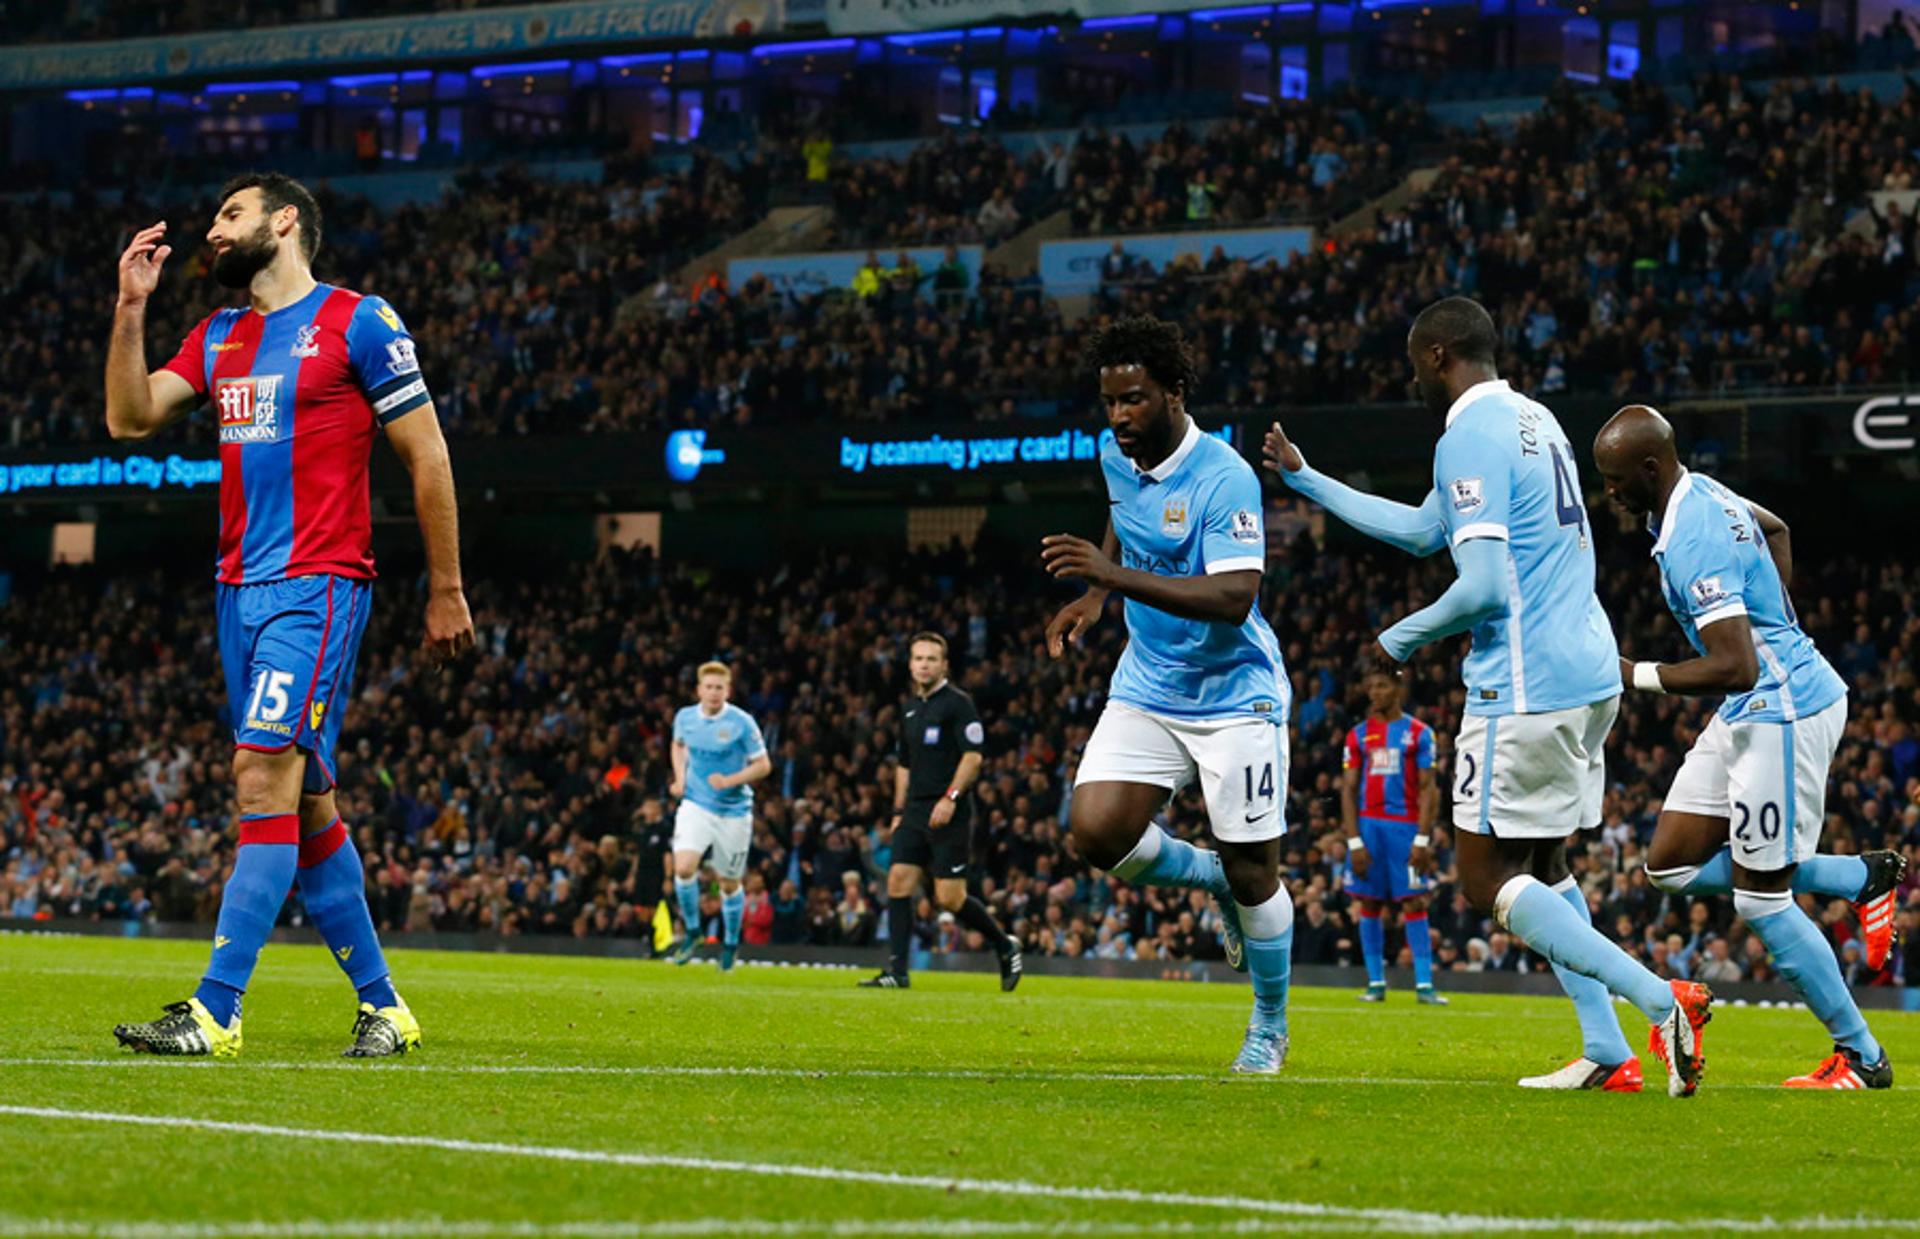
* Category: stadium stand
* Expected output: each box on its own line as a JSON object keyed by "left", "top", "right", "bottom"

{"left": 5, "top": 534, "right": 1917, "bottom": 986}
{"left": 10, "top": 67, "right": 1920, "bottom": 450}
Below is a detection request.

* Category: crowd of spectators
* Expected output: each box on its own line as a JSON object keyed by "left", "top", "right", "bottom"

{"left": 12, "top": 69, "right": 1920, "bottom": 446}
{"left": 1, "top": 154, "right": 765, "bottom": 446}
{"left": 5, "top": 519, "right": 1919, "bottom": 992}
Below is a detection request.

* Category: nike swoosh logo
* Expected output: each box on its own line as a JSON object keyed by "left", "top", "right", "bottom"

{"left": 1109, "top": 499, "right": 1124, "bottom": 506}
{"left": 1244, "top": 807, "right": 1276, "bottom": 824}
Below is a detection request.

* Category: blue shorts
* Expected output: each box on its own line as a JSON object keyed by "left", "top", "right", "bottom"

{"left": 1346, "top": 816, "right": 1428, "bottom": 902}
{"left": 217, "top": 574, "right": 373, "bottom": 796}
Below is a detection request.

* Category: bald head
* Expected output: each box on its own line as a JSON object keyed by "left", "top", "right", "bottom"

{"left": 1592, "top": 404, "right": 1679, "bottom": 519}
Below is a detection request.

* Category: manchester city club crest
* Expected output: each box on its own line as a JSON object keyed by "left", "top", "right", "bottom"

{"left": 1161, "top": 499, "right": 1188, "bottom": 537}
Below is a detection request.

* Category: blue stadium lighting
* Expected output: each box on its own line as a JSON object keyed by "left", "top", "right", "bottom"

{"left": 886, "top": 28, "right": 984, "bottom": 46}
{"left": 600, "top": 53, "right": 674, "bottom": 67}
{"left": 204, "top": 81, "right": 300, "bottom": 95}
{"left": 330, "top": 73, "right": 397, "bottom": 88}
{"left": 1080, "top": 16, "right": 1157, "bottom": 28}
{"left": 752, "top": 39, "right": 856, "bottom": 57}
{"left": 470, "top": 60, "right": 572, "bottom": 78}
{"left": 402, "top": 70, "right": 433, "bottom": 82}
{"left": 1191, "top": 6, "right": 1276, "bottom": 21}
{"left": 65, "top": 88, "right": 121, "bottom": 101}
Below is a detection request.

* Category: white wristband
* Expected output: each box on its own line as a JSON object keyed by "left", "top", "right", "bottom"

{"left": 1632, "top": 662, "right": 1667, "bottom": 694}
{"left": 1412, "top": 834, "right": 1431, "bottom": 848}
{"left": 1347, "top": 835, "right": 1365, "bottom": 850}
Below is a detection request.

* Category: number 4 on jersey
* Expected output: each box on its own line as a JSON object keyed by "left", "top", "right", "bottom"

{"left": 1548, "top": 443, "right": 1589, "bottom": 549}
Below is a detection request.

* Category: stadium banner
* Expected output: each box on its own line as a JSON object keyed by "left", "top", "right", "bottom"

{"left": 1037, "top": 226, "right": 1314, "bottom": 293}
{"left": 726, "top": 244, "right": 984, "bottom": 300}
{"left": 826, "top": 0, "right": 1215, "bottom": 36}
{"left": 0, "top": 451, "right": 220, "bottom": 498}
{"left": 0, "top": 0, "right": 787, "bottom": 89}
{"left": 0, "top": 394, "right": 1906, "bottom": 505}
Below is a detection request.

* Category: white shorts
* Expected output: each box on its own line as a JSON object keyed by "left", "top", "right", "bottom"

{"left": 1453, "top": 697, "right": 1617, "bottom": 839}
{"left": 1076, "top": 702, "right": 1289, "bottom": 843}
{"left": 672, "top": 801, "right": 752, "bottom": 880}
{"left": 1662, "top": 697, "right": 1846, "bottom": 871}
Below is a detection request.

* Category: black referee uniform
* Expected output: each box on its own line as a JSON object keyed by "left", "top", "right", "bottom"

{"left": 891, "top": 680, "right": 984, "bottom": 880}
{"left": 864, "top": 676, "right": 1021, "bottom": 990}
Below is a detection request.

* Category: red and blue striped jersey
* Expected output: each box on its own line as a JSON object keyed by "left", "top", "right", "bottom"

{"left": 162, "top": 284, "right": 431, "bottom": 585}
{"left": 1342, "top": 713, "right": 1434, "bottom": 823}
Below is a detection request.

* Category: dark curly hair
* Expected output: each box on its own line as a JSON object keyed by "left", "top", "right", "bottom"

{"left": 1081, "top": 314, "right": 1199, "bottom": 400}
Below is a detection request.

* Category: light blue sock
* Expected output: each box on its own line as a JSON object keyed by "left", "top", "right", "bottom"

{"left": 1548, "top": 877, "right": 1635, "bottom": 1065}
{"left": 1656, "top": 848, "right": 1865, "bottom": 900}
{"left": 1741, "top": 890, "right": 1881, "bottom": 1062}
{"left": 1796, "top": 855, "right": 1868, "bottom": 901}
{"left": 1241, "top": 886, "right": 1294, "bottom": 1032}
{"left": 1503, "top": 877, "right": 1674, "bottom": 1024}
{"left": 1405, "top": 912, "right": 1435, "bottom": 989}
{"left": 721, "top": 887, "right": 745, "bottom": 947}
{"left": 1110, "top": 823, "right": 1228, "bottom": 898}
{"left": 675, "top": 876, "right": 702, "bottom": 939}
{"left": 1357, "top": 911, "right": 1386, "bottom": 986}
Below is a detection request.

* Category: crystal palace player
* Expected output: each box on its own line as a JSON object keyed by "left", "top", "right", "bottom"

{"left": 106, "top": 173, "right": 474, "bottom": 1058}
{"left": 1595, "top": 405, "right": 1901, "bottom": 1090}
{"left": 1342, "top": 664, "right": 1445, "bottom": 1005}
{"left": 1268, "top": 298, "right": 1710, "bottom": 1097}
{"left": 1043, "top": 315, "right": 1293, "bottom": 1075}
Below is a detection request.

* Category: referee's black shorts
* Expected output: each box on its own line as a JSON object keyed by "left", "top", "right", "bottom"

{"left": 891, "top": 803, "right": 972, "bottom": 880}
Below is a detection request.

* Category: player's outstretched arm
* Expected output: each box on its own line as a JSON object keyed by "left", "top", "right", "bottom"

{"left": 384, "top": 403, "right": 475, "bottom": 663}
{"left": 106, "top": 222, "right": 199, "bottom": 441}
{"left": 1262, "top": 421, "right": 1447, "bottom": 557}
{"left": 1376, "top": 536, "right": 1507, "bottom": 662}
{"left": 1622, "top": 614, "right": 1760, "bottom": 697}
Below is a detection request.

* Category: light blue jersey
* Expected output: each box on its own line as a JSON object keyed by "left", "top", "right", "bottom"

{"left": 1435, "top": 380, "right": 1619, "bottom": 717}
{"left": 1650, "top": 470, "right": 1845, "bottom": 724}
{"left": 1101, "top": 419, "right": 1289, "bottom": 721}
{"left": 673, "top": 703, "right": 767, "bottom": 815}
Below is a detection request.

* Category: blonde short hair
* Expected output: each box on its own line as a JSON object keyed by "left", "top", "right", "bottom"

{"left": 697, "top": 661, "right": 732, "bottom": 681}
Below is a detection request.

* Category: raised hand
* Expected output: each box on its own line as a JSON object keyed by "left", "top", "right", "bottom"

{"left": 1262, "top": 420, "right": 1304, "bottom": 476}
{"left": 118, "top": 222, "right": 172, "bottom": 307}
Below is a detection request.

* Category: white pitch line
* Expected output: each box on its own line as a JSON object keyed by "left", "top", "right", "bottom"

{"left": 5, "top": 1105, "right": 1920, "bottom": 1236}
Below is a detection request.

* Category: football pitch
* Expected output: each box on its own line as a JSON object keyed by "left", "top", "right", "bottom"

{"left": 3, "top": 935, "right": 1918, "bottom": 1237}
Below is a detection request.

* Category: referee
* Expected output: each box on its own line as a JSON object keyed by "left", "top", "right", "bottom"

{"left": 859, "top": 632, "right": 1022, "bottom": 991}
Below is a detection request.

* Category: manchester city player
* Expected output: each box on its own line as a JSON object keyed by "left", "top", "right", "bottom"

{"left": 1594, "top": 405, "right": 1900, "bottom": 1090}
{"left": 1266, "top": 298, "right": 1711, "bottom": 1097}
{"left": 106, "top": 173, "right": 473, "bottom": 1058}
{"left": 1342, "top": 664, "right": 1444, "bottom": 1005}
{"left": 1042, "top": 314, "right": 1293, "bottom": 1075}
{"left": 669, "top": 662, "right": 771, "bottom": 972}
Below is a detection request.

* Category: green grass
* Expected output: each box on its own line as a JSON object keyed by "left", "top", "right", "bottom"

{"left": 2, "top": 934, "right": 1918, "bottom": 1237}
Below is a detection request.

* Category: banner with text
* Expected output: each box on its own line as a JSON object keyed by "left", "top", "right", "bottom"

{"left": 0, "top": 0, "right": 785, "bottom": 89}
{"left": 727, "top": 244, "right": 982, "bottom": 300}
{"left": 1038, "top": 226, "right": 1313, "bottom": 293}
